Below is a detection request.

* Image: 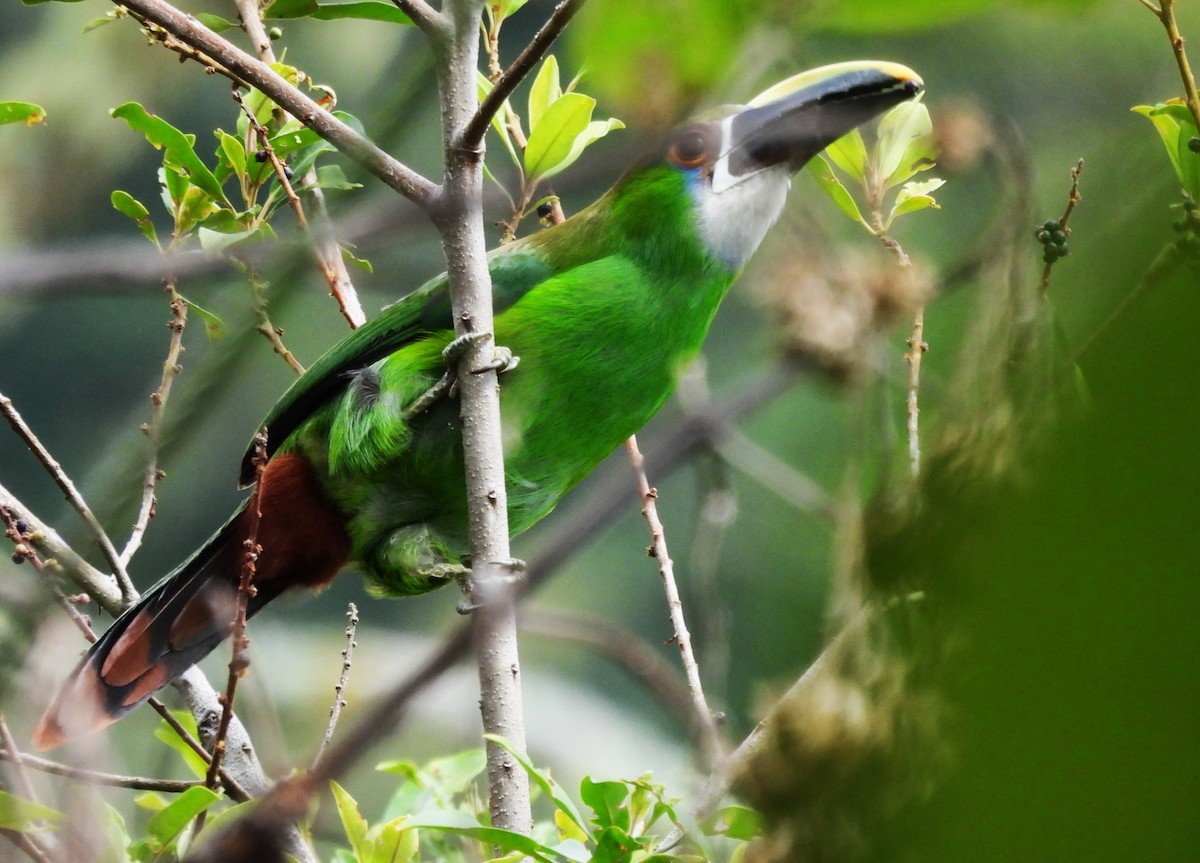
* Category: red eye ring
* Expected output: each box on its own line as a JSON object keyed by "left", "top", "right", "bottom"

{"left": 668, "top": 128, "right": 710, "bottom": 168}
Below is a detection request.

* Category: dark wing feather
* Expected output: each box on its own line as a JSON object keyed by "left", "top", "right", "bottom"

{"left": 237, "top": 250, "right": 554, "bottom": 486}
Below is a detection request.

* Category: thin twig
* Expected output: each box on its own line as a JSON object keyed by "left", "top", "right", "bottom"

{"left": 147, "top": 697, "right": 251, "bottom": 802}
{"left": 1039, "top": 158, "right": 1085, "bottom": 295}
{"left": 1145, "top": 0, "right": 1200, "bottom": 133}
{"left": 624, "top": 434, "right": 725, "bottom": 769}
{"left": 904, "top": 306, "right": 927, "bottom": 477}
{"left": 312, "top": 603, "right": 359, "bottom": 768}
{"left": 0, "top": 394, "right": 136, "bottom": 602}
{"left": 120, "top": 283, "right": 187, "bottom": 566}
{"left": 462, "top": 0, "right": 589, "bottom": 149}
{"left": 0, "top": 717, "right": 38, "bottom": 804}
{"left": 232, "top": 88, "right": 366, "bottom": 329}
{"left": 0, "top": 748, "right": 203, "bottom": 793}
{"left": 1, "top": 506, "right": 99, "bottom": 643}
{"left": 0, "top": 828, "right": 51, "bottom": 863}
{"left": 204, "top": 431, "right": 268, "bottom": 792}
{"left": 117, "top": 0, "right": 438, "bottom": 207}
{"left": 250, "top": 272, "right": 307, "bottom": 375}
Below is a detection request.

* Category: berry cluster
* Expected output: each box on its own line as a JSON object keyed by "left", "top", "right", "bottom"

{"left": 1034, "top": 219, "right": 1069, "bottom": 264}
{"left": 1173, "top": 196, "right": 1200, "bottom": 235}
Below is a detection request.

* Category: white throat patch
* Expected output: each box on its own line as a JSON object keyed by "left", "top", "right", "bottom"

{"left": 693, "top": 117, "right": 792, "bottom": 270}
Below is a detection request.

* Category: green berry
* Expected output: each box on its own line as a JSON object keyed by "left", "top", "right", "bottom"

{"left": 1189, "top": 137, "right": 1200, "bottom": 153}
{"left": 1056, "top": 242, "right": 1068, "bottom": 257}
{"left": 269, "top": 26, "right": 283, "bottom": 40}
{"left": 1043, "top": 218, "right": 1060, "bottom": 232}
{"left": 1051, "top": 229, "right": 1067, "bottom": 244}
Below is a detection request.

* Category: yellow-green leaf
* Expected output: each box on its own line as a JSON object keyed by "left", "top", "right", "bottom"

{"left": 528, "top": 55, "right": 562, "bottom": 131}
{"left": 331, "top": 781, "right": 370, "bottom": 862}
{"left": 524, "top": 92, "right": 594, "bottom": 182}
{"left": 0, "top": 790, "right": 64, "bottom": 832}
{"left": 112, "top": 190, "right": 160, "bottom": 248}
{"left": 111, "top": 103, "right": 227, "bottom": 205}
{"left": 807, "top": 156, "right": 869, "bottom": 229}
{"left": 0, "top": 101, "right": 46, "bottom": 126}
{"left": 876, "top": 99, "right": 932, "bottom": 184}
{"left": 824, "top": 128, "right": 867, "bottom": 181}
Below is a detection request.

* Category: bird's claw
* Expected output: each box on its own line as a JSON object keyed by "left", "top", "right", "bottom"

{"left": 454, "top": 557, "right": 527, "bottom": 614}
{"left": 471, "top": 346, "right": 520, "bottom": 376}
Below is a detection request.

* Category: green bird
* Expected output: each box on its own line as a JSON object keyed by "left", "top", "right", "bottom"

{"left": 35, "top": 60, "right": 921, "bottom": 749}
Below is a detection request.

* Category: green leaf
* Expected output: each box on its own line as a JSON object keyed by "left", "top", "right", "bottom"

{"left": 704, "top": 804, "right": 762, "bottom": 841}
{"left": 528, "top": 55, "right": 562, "bottom": 132}
{"left": 0, "top": 790, "right": 64, "bottom": 832}
{"left": 807, "top": 156, "right": 870, "bottom": 229}
{"left": 111, "top": 190, "right": 160, "bottom": 248}
{"left": 198, "top": 226, "right": 260, "bottom": 253}
{"left": 112, "top": 104, "right": 227, "bottom": 205}
{"left": 367, "top": 815, "right": 418, "bottom": 863}
{"left": 178, "top": 295, "right": 227, "bottom": 340}
{"left": 153, "top": 710, "right": 209, "bottom": 778}
{"left": 341, "top": 243, "right": 373, "bottom": 273}
{"left": 0, "top": 101, "right": 46, "bottom": 126}
{"left": 485, "top": 734, "right": 591, "bottom": 842}
{"left": 579, "top": 777, "right": 629, "bottom": 831}
{"left": 495, "top": 0, "right": 532, "bottom": 18}
{"left": 267, "top": 0, "right": 412, "bottom": 24}
{"left": 145, "top": 786, "right": 220, "bottom": 847}
{"left": 331, "top": 781, "right": 371, "bottom": 863}
{"left": 312, "top": 163, "right": 361, "bottom": 191}
{"left": 824, "top": 128, "right": 867, "bottom": 181}
{"left": 477, "top": 71, "right": 521, "bottom": 169}
{"left": 544, "top": 117, "right": 624, "bottom": 183}
{"left": 590, "top": 825, "right": 637, "bottom": 863}
{"left": 194, "top": 12, "right": 238, "bottom": 31}
{"left": 876, "top": 99, "right": 933, "bottom": 184}
{"left": 405, "top": 810, "right": 562, "bottom": 862}
{"left": 1145, "top": 101, "right": 1200, "bottom": 199}
{"left": 524, "top": 92, "right": 595, "bottom": 183}
{"left": 887, "top": 177, "right": 945, "bottom": 225}
{"left": 215, "top": 131, "right": 247, "bottom": 181}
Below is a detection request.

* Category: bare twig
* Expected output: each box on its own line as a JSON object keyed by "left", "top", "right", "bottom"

{"left": 120, "top": 283, "right": 187, "bottom": 566}
{"left": 117, "top": 0, "right": 438, "bottom": 207}
{"left": 2, "top": 506, "right": 100, "bottom": 642}
{"left": 1143, "top": 0, "right": 1200, "bottom": 133}
{"left": 463, "top": 0, "right": 589, "bottom": 149}
{"left": 0, "top": 747, "right": 203, "bottom": 793}
{"left": 231, "top": 86, "right": 366, "bottom": 329}
{"left": 904, "top": 306, "right": 927, "bottom": 477}
{"left": 0, "top": 828, "right": 51, "bottom": 863}
{"left": 312, "top": 603, "right": 359, "bottom": 767}
{"left": 0, "top": 717, "right": 38, "bottom": 804}
{"left": 624, "top": 434, "right": 725, "bottom": 769}
{"left": 390, "top": 0, "right": 442, "bottom": 36}
{"left": 1, "top": 394, "right": 136, "bottom": 602}
{"left": 204, "top": 431, "right": 268, "bottom": 792}
{"left": 250, "top": 272, "right": 307, "bottom": 375}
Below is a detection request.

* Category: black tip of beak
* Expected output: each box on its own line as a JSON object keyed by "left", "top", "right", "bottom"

{"left": 729, "top": 67, "right": 923, "bottom": 178}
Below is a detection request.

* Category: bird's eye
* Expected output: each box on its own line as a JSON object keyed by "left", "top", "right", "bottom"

{"left": 667, "top": 127, "right": 712, "bottom": 168}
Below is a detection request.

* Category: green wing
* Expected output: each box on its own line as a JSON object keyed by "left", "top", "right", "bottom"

{"left": 238, "top": 249, "right": 554, "bottom": 485}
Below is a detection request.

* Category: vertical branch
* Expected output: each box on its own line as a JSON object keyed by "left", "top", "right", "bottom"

{"left": 204, "top": 430, "right": 267, "bottom": 792}
{"left": 121, "top": 282, "right": 187, "bottom": 565}
{"left": 1144, "top": 0, "right": 1200, "bottom": 133}
{"left": 624, "top": 435, "right": 725, "bottom": 770}
{"left": 905, "top": 307, "right": 927, "bottom": 477}
{"left": 312, "top": 603, "right": 360, "bottom": 768}
{"left": 430, "top": 0, "right": 530, "bottom": 835}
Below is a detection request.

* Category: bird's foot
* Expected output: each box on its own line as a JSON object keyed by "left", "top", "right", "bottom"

{"left": 439, "top": 333, "right": 521, "bottom": 398}
{"left": 454, "top": 557, "right": 527, "bottom": 614}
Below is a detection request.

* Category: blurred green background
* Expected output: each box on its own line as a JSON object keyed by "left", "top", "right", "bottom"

{"left": 1, "top": 0, "right": 1197, "bottom": 859}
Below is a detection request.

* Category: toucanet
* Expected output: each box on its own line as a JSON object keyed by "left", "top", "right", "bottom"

{"left": 34, "top": 60, "right": 922, "bottom": 749}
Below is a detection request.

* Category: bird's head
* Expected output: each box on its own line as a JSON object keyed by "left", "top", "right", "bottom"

{"left": 638, "top": 60, "right": 923, "bottom": 269}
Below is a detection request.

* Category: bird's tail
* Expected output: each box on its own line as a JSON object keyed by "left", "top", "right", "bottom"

{"left": 32, "top": 453, "right": 349, "bottom": 750}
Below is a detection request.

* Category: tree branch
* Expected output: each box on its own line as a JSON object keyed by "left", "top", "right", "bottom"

{"left": 117, "top": 0, "right": 438, "bottom": 207}
{"left": 430, "top": 0, "right": 531, "bottom": 835}
{"left": 0, "top": 748, "right": 203, "bottom": 793}
{"left": 462, "top": 0, "right": 590, "bottom": 149}
{"left": 1, "top": 393, "right": 136, "bottom": 602}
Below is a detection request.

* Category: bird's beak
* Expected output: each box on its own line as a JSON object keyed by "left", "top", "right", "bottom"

{"left": 712, "top": 60, "right": 923, "bottom": 193}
